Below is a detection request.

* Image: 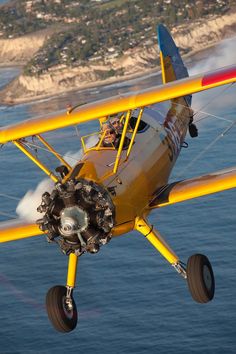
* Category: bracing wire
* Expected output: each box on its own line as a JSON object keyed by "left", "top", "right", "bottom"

{"left": 195, "top": 110, "right": 233, "bottom": 124}
{"left": 0, "top": 193, "right": 20, "bottom": 201}
{"left": 173, "top": 83, "right": 236, "bottom": 178}
{"left": 192, "top": 82, "right": 235, "bottom": 119}
{"left": 0, "top": 193, "right": 21, "bottom": 218}
{"left": 158, "top": 100, "right": 234, "bottom": 125}
{"left": 175, "top": 120, "right": 236, "bottom": 179}
{"left": 0, "top": 211, "right": 16, "bottom": 218}
{"left": 170, "top": 82, "right": 235, "bottom": 125}
{"left": 148, "top": 114, "right": 236, "bottom": 206}
{"left": 21, "top": 140, "right": 80, "bottom": 164}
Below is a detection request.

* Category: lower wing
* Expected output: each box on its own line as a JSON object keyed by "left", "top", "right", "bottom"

{"left": 149, "top": 167, "right": 236, "bottom": 208}
{"left": 1, "top": 166, "right": 236, "bottom": 241}
{"left": 0, "top": 219, "right": 44, "bottom": 242}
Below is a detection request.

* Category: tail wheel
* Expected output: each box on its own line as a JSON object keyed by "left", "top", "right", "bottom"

{"left": 187, "top": 254, "right": 215, "bottom": 303}
{"left": 46, "top": 285, "right": 78, "bottom": 332}
{"left": 189, "top": 123, "right": 198, "bottom": 137}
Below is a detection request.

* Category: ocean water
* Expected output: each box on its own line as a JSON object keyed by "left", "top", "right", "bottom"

{"left": 0, "top": 39, "right": 236, "bottom": 353}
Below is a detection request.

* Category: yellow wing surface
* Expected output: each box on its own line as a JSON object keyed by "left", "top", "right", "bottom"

{"left": 0, "top": 65, "right": 235, "bottom": 143}
{"left": 149, "top": 167, "right": 236, "bottom": 208}
{"left": 0, "top": 219, "right": 44, "bottom": 242}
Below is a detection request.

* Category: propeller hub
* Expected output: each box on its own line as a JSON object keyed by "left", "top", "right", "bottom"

{"left": 60, "top": 206, "right": 89, "bottom": 237}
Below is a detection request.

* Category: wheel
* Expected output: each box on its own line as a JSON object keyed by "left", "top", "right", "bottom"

{"left": 189, "top": 123, "right": 198, "bottom": 138}
{"left": 46, "top": 285, "right": 78, "bottom": 332}
{"left": 187, "top": 254, "right": 215, "bottom": 303}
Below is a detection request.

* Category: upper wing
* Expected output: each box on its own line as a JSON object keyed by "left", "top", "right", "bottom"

{"left": 0, "top": 65, "right": 235, "bottom": 143}
{"left": 149, "top": 167, "right": 236, "bottom": 208}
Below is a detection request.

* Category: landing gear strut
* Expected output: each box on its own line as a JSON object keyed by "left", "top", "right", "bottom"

{"left": 46, "top": 217, "right": 215, "bottom": 332}
{"left": 135, "top": 217, "right": 215, "bottom": 304}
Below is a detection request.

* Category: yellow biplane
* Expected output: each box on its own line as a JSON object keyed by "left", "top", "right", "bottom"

{"left": 0, "top": 24, "right": 236, "bottom": 332}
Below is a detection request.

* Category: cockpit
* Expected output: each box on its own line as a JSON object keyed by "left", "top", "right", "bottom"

{"left": 81, "top": 110, "right": 148, "bottom": 153}
{"left": 80, "top": 100, "right": 174, "bottom": 152}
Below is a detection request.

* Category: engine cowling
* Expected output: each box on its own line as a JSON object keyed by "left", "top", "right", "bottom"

{"left": 36, "top": 178, "right": 115, "bottom": 256}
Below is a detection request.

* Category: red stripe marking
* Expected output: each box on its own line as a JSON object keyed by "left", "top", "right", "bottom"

{"left": 202, "top": 66, "right": 236, "bottom": 86}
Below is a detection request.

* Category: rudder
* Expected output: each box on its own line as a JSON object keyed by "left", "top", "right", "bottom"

{"left": 157, "top": 24, "right": 192, "bottom": 106}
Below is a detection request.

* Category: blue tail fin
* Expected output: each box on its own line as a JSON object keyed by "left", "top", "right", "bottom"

{"left": 157, "top": 24, "right": 192, "bottom": 106}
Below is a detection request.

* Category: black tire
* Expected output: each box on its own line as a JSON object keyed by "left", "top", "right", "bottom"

{"left": 189, "top": 123, "right": 198, "bottom": 138}
{"left": 187, "top": 254, "right": 215, "bottom": 303}
{"left": 46, "top": 285, "right": 78, "bottom": 332}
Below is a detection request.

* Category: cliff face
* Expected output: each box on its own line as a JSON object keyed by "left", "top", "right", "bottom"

{"left": 173, "top": 12, "right": 236, "bottom": 51}
{"left": 0, "top": 30, "right": 50, "bottom": 65}
{"left": 1, "top": 12, "right": 236, "bottom": 104}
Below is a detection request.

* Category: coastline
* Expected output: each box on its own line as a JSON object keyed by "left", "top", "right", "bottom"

{"left": 0, "top": 66, "right": 160, "bottom": 106}
{"left": 0, "top": 38, "right": 232, "bottom": 107}
{"left": 1, "top": 9, "right": 236, "bottom": 106}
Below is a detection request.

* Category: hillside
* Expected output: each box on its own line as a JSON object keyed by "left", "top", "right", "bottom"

{"left": 0, "top": 0, "right": 236, "bottom": 104}
{"left": 0, "top": 28, "right": 56, "bottom": 66}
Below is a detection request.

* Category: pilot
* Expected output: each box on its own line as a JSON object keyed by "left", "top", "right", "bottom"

{"left": 101, "top": 117, "right": 130, "bottom": 150}
{"left": 110, "top": 117, "right": 123, "bottom": 134}
{"left": 101, "top": 122, "right": 118, "bottom": 148}
{"left": 110, "top": 116, "right": 131, "bottom": 150}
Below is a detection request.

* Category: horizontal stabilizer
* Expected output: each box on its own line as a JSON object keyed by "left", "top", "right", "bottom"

{"left": 149, "top": 166, "right": 236, "bottom": 208}
{"left": 0, "top": 219, "right": 44, "bottom": 243}
{"left": 0, "top": 65, "right": 235, "bottom": 143}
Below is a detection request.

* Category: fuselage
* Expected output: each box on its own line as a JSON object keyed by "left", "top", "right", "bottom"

{"left": 68, "top": 96, "right": 191, "bottom": 235}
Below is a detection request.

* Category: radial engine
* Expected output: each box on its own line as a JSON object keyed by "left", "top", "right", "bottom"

{"left": 36, "top": 178, "right": 115, "bottom": 256}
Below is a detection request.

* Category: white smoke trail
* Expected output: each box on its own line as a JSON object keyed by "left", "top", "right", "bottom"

{"left": 16, "top": 135, "right": 99, "bottom": 222}
{"left": 63, "top": 135, "right": 99, "bottom": 166}
{"left": 16, "top": 178, "right": 54, "bottom": 222}
{"left": 190, "top": 36, "right": 236, "bottom": 112}
{"left": 190, "top": 37, "right": 236, "bottom": 76}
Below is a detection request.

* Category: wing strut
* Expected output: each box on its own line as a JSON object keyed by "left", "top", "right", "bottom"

{"left": 13, "top": 135, "right": 73, "bottom": 182}
{"left": 36, "top": 135, "right": 72, "bottom": 171}
{"left": 126, "top": 107, "right": 144, "bottom": 159}
{"left": 13, "top": 140, "right": 59, "bottom": 183}
{"left": 113, "top": 110, "right": 132, "bottom": 174}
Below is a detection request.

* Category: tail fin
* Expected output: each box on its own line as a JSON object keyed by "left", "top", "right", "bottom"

{"left": 157, "top": 24, "right": 192, "bottom": 105}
